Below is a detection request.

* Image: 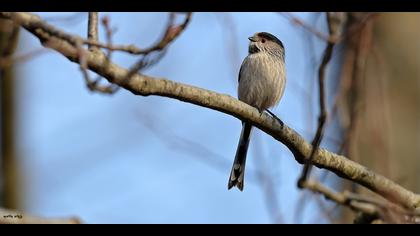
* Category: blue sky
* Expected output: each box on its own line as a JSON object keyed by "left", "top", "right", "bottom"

{"left": 14, "top": 12, "right": 337, "bottom": 223}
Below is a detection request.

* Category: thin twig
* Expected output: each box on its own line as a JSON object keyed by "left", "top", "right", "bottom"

{"left": 90, "top": 15, "right": 119, "bottom": 93}
{"left": 123, "top": 12, "right": 192, "bottom": 83}
{"left": 76, "top": 39, "right": 115, "bottom": 94}
{"left": 301, "top": 180, "right": 378, "bottom": 216}
{"left": 280, "top": 12, "right": 378, "bottom": 45}
{"left": 87, "top": 12, "right": 98, "bottom": 52}
{"left": 0, "top": 47, "right": 49, "bottom": 68}
{"left": 83, "top": 12, "right": 192, "bottom": 55}
{"left": 301, "top": 180, "right": 420, "bottom": 223}
{"left": 82, "top": 13, "right": 118, "bottom": 94}
{"left": 279, "top": 12, "right": 332, "bottom": 42}
{"left": 298, "top": 13, "right": 344, "bottom": 186}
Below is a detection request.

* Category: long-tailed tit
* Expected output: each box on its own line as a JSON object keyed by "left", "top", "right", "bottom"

{"left": 228, "top": 32, "right": 286, "bottom": 191}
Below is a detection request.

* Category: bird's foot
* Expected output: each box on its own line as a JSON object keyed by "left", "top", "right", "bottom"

{"left": 265, "top": 109, "right": 284, "bottom": 128}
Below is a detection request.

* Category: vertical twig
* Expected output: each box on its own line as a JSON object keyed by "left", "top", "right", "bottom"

{"left": 87, "top": 12, "right": 99, "bottom": 52}
{"left": 298, "top": 12, "right": 345, "bottom": 187}
{"left": 82, "top": 13, "right": 117, "bottom": 94}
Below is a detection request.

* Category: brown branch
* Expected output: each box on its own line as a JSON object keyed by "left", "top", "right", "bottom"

{"left": 342, "top": 13, "right": 378, "bottom": 43}
{"left": 2, "top": 12, "right": 420, "bottom": 211}
{"left": 279, "top": 12, "right": 332, "bottom": 42}
{"left": 81, "top": 12, "right": 104, "bottom": 93}
{"left": 123, "top": 12, "right": 192, "bottom": 83}
{"left": 87, "top": 12, "right": 99, "bottom": 52}
{"left": 20, "top": 13, "right": 193, "bottom": 56}
{"left": 302, "top": 180, "right": 420, "bottom": 223}
{"left": 142, "top": 12, "right": 192, "bottom": 54}
{"left": 94, "top": 15, "right": 120, "bottom": 93}
{"left": 0, "top": 208, "right": 81, "bottom": 224}
{"left": 81, "top": 13, "right": 118, "bottom": 94}
{"left": 76, "top": 40, "right": 115, "bottom": 94}
{"left": 101, "top": 15, "right": 113, "bottom": 59}
{"left": 0, "top": 47, "right": 48, "bottom": 68}
{"left": 301, "top": 180, "right": 380, "bottom": 222}
{"left": 281, "top": 12, "right": 378, "bottom": 44}
{"left": 83, "top": 12, "right": 192, "bottom": 55}
{"left": 298, "top": 12, "right": 344, "bottom": 186}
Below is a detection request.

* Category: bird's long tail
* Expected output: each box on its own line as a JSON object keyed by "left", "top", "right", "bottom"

{"left": 228, "top": 122, "right": 253, "bottom": 191}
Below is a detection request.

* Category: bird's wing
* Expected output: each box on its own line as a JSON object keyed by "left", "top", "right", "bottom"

{"left": 238, "top": 57, "right": 249, "bottom": 83}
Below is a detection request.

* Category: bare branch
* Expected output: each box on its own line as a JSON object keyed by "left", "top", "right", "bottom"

{"left": 87, "top": 12, "right": 99, "bottom": 52}
{"left": 76, "top": 40, "right": 116, "bottom": 94}
{"left": 280, "top": 12, "right": 378, "bottom": 44}
{"left": 83, "top": 12, "right": 192, "bottom": 55}
{"left": 302, "top": 180, "right": 420, "bottom": 223}
{"left": 80, "top": 13, "right": 118, "bottom": 94}
{"left": 279, "top": 12, "right": 332, "bottom": 42}
{"left": 302, "top": 180, "right": 377, "bottom": 214}
{"left": 0, "top": 47, "right": 48, "bottom": 68}
{"left": 123, "top": 12, "right": 192, "bottom": 83}
{"left": 1, "top": 12, "right": 420, "bottom": 212}
{"left": 298, "top": 12, "right": 344, "bottom": 186}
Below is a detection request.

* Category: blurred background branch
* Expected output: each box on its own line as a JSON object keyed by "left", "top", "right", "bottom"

{"left": 0, "top": 18, "right": 20, "bottom": 210}
{"left": 298, "top": 12, "right": 345, "bottom": 186}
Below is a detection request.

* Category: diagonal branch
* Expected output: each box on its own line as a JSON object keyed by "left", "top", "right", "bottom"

{"left": 302, "top": 180, "right": 420, "bottom": 223}
{"left": 279, "top": 12, "right": 331, "bottom": 42}
{"left": 123, "top": 12, "right": 192, "bottom": 83}
{"left": 83, "top": 12, "right": 192, "bottom": 55}
{"left": 1, "top": 12, "right": 419, "bottom": 211}
{"left": 280, "top": 12, "right": 377, "bottom": 44}
{"left": 301, "top": 180, "right": 379, "bottom": 217}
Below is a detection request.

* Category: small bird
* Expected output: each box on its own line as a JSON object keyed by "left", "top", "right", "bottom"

{"left": 228, "top": 32, "right": 286, "bottom": 191}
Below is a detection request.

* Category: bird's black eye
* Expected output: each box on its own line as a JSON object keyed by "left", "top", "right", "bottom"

{"left": 261, "top": 39, "right": 266, "bottom": 43}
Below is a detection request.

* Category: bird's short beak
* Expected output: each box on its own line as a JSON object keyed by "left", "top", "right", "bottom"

{"left": 248, "top": 36, "right": 257, "bottom": 42}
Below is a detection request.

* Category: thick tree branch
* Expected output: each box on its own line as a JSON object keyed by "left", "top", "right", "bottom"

{"left": 0, "top": 208, "right": 81, "bottom": 224}
{"left": 1, "top": 12, "right": 419, "bottom": 211}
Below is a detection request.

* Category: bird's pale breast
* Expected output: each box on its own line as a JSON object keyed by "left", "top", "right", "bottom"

{"left": 238, "top": 52, "right": 286, "bottom": 111}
